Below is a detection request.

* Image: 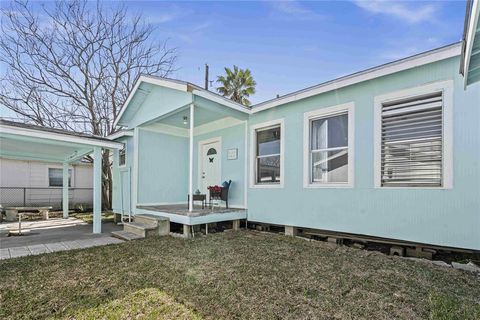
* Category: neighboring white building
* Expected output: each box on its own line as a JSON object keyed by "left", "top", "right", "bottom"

{"left": 0, "top": 158, "right": 93, "bottom": 210}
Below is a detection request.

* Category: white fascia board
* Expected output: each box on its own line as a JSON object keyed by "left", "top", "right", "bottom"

{"left": 252, "top": 43, "right": 462, "bottom": 113}
{"left": 113, "top": 75, "right": 189, "bottom": 127}
{"left": 0, "top": 124, "right": 124, "bottom": 150}
{"left": 191, "top": 89, "right": 251, "bottom": 114}
{"left": 464, "top": 0, "right": 480, "bottom": 87}
{"left": 107, "top": 130, "right": 134, "bottom": 140}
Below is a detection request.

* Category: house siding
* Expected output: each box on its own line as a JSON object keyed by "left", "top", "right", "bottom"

{"left": 193, "top": 122, "right": 247, "bottom": 208}
{"left": 137, "top": 128, "right": 189, "bottom": 205}
{"left": 247, "top": 56, "right": 480, "bottom": 250}
{"left": 0, "top": 158, "right": 93, "bottom": 209}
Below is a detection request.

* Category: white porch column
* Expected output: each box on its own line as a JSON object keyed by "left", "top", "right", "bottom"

{"left": 93, "top": 147, "right": 102, "bottom": 233}
{"left": 188, "top": 103, "right": 194, "bottom": 213}
{"left": 62, "top": 162, "right": 69, "bottom": 218}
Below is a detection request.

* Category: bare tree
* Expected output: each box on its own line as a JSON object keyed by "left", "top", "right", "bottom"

{"left": 0, "top": 0, "right": 177, "bottom": 209}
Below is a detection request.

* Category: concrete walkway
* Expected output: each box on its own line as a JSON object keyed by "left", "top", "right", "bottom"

{"left": 1, "top": 236, "right": 123, "bottom": 260}
{"left": 0, "top": 218, "right": 124, "bottom": 260}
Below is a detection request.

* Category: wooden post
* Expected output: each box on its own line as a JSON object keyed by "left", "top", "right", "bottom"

{"left": 93, "top": 147, "right": 102, "bottom": 234}
{"left": 62, "top": 162, "right": 69, "bottom": 219}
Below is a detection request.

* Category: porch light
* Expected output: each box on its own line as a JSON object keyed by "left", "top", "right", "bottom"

{"left": 183, "top": 116, "right": 188, "bottom": 125}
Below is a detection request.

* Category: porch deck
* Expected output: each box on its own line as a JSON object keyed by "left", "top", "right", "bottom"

{"left": 136, "top": 204, "right": 247, "bottom": 225}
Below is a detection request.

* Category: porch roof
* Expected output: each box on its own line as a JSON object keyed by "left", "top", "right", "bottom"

{"left": 114, "top": 75, "right": 250, "bottom": 128}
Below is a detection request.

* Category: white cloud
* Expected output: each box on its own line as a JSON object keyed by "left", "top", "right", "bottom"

{"left": 353, "top": 0, "right": 438, "bottom": 24}
{"left": 268, "top": 1, "right": 324, "bottom": 21}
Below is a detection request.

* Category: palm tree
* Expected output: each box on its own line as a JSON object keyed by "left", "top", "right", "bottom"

{"left": 216, "top": 66, "right": 256, "bottom": 106}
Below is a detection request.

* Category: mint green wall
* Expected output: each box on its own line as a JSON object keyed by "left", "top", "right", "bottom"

{"left": 137, "top": 129, "right": 188, "bottom": 204}
{"left": 193, "top": 123, "right": 246, "bottom": 208}
{"left": 247, "top": 56, "right": 480, "bottom": 250}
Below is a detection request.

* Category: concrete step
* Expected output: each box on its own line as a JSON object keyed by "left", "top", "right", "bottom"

{"left": 111, "top": 230, "right": 144, "bottom": 241}
{"left": 123, "top": 222, "right": 158, "bottom": 238}
{"left": 134, "top": 215, "right": 171, "bottom": 236}
{"left": 133, "top": 214, "right": 160, "bottom": 227}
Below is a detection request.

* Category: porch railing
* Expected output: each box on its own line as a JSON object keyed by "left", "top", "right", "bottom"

{"left": 0, "top": 187, "right": 93, "bottom": 210}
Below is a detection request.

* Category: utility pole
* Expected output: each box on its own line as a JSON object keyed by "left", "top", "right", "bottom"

{"left": 204, "top": 63, "right": 209, "bottom": 90}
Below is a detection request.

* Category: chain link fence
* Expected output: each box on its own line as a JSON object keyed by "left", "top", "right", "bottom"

{"left": 0, "top": 187, "right": 93, "bottom": 210}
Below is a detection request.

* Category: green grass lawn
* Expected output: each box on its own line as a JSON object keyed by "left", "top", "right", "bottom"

{"left": 1, "top": 231, "right": 479, "bottom": 319}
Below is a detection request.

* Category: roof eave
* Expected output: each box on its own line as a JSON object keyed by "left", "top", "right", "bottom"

{"left": 462, "top": 0, "right": 480, "bottom": 87}
{"left": 251, "top": 42, "right": 462, "bottom": 113}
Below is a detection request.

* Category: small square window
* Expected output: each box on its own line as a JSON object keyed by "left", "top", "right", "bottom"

{"left": 49, "top": 168, "right": 72, "bottom": 187}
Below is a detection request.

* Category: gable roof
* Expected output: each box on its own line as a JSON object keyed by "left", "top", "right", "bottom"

{"left": 113, "top": 75, "right": 250, "bottom": 127}
{"left": 114, "top": 42, "right": 462, "bottom": 127}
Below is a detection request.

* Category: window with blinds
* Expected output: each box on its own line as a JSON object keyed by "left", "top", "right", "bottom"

{"left": 380, "top": 91, "right": 443, "bottom": 187}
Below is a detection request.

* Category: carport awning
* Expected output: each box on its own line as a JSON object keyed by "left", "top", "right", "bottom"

{"left": 0, "top": 119, "right": 123, "bottom": 234}
{"left": 0, "top": 119, "right": 123, "bottom": 163}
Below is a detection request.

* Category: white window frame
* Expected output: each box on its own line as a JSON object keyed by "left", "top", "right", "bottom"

{"left": 250, "top": 118, "right": 285, "bottom": 188}
{"left": 303, "top": 102, "right": 355, "bottom": 188}
{"left": 119, "top": 144, "right": 127, "bottom": 168}
{"left": 373, "top": 80, "right": 453, "bottom": 189}
{"left": 47, "top": 167, "right": 73, "bottom": 187}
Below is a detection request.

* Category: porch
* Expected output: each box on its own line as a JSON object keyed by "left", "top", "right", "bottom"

{"left": 136, "top": 204, "right": 247, "bottom": 225}
{"left": 113, "top": 76, "right": 250, "bottom": 225}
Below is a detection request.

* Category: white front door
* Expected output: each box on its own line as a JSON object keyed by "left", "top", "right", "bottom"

{"left": 200, "top": 140, "right": 221, "bottom": 195}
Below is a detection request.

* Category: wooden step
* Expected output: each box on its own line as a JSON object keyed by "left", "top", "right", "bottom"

{"left": 111, "top": 230, "right": 144, "bottom": 241}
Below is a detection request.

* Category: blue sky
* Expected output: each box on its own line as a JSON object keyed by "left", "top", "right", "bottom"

{"left": 1, "top": 0, "right": 468, "bottom": 108}
{"left": 126, "top": 0, "right": 467, "bottom": 103}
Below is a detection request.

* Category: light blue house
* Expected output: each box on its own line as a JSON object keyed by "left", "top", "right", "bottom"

{"left": 111, "top": 36, "right": 479, "bottom": 251}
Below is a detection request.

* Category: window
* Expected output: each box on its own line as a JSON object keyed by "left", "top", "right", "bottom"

{"left": 304, "top": 103, "right": 354, "bottom": 187}
{"left": 380, "top": 92, "right": 443, "bottom": 187}
{"left": 374, "top": 81, "right": 453, "bottom": 189}
{"left": 48, "top": 168, "right": 72, "bottom": 187}
{"left": 251, "top": 119, "right": 284, "bottom": 187}
{"left": 207, "top": 148, "right": 217, "bottom": 155}
{"left": 119, "top": 146, "right": 126, "bottom": 166}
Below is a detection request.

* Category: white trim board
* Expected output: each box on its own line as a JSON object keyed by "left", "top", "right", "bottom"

{"left": 303, "top": 102, "right": 355, "bottom": 188}
{"left": 373, "top": 80, "right": 454, "bottom": 189}
{"left": 463, "top": 0, "right": 480, "bottom": 87}
{"left": 249, "top": 118, "right": 285, "bottom": 189}
{"left": 107, "top": 130, "right": 134, "bottom": 140}
{"left": 252, "top": 43, "right": 461, "bottom": 113}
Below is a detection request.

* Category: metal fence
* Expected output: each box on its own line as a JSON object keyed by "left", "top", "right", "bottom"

{"left": 0, "top": 187, "right": 93, "bottom": 210}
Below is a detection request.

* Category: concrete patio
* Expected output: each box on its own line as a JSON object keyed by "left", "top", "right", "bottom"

{"left": 0, "top": 218, "right": 123, "bottom": 260}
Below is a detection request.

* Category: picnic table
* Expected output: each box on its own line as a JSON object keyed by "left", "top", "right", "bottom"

{"left": 5, "top": 206, "right": 53, "bottom": 222}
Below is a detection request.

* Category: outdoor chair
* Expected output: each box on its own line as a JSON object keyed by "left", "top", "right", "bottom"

{"left": 209, "top": 180, "right": 232, "bottom": 209}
